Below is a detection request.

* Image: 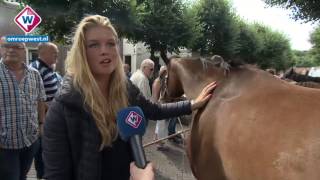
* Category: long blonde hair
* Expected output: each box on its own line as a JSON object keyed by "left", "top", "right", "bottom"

{"left": 65, "top": 15, "right": 128, "bottom": 148}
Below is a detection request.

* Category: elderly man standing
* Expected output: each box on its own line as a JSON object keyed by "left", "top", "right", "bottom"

{"left": 31, "top": 43, "right": 59, "bottom": 103}
{"left": 130, "top": 59, "right": 154, "bottom": 99}
{"left": 0, "top": 36, "right": 46, "bottom": 180}
{"left": 30, "top": 42, "right": 60, "bottom": 180}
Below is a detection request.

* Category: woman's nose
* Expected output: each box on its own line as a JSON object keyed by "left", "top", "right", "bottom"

{"left": 100, "top": 45, "right": 110, "bottom": 55}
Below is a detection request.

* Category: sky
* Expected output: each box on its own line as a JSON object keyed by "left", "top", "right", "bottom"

{"left": 231, "top": 0, "right": 318, "bottom": 51}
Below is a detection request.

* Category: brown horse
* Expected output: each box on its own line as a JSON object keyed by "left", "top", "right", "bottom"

{"left": 283, "top": 67, "right": 320, "bottom": 83}
{"left": 164, "top": 55, "right": 320, "bottom": 180}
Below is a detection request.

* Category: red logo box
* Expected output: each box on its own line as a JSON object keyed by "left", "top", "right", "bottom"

{"left": 125, "top": 111, "right": 142, "bottom": 128}
{"left": 14, "top": 6, "right": 42, "bottom": 33}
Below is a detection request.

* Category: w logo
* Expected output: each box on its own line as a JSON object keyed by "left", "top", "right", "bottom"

{"left": 125, "top": 111, "right": 142, "bottom": 128}
{"left": 14, "top": 6, "right": 42, "bottom": 33}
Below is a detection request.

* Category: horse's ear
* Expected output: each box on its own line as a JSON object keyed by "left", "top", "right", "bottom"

{"left": 160, "top": 50, "right": 169, "bottom": 65}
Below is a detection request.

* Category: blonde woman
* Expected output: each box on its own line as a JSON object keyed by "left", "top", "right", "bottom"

{"left": 42, "top": 15, "right": 216, "bottom": 180}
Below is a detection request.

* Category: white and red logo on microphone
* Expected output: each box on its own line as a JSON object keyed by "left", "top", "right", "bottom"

{"left": 14, "top": 6, "right": 42, "bottom": 33}
{"left": 125, "top": 111, "right": 142, "bottom": 128}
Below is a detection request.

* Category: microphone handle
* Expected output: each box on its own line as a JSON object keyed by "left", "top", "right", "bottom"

{"left": 130, "top": 135, "right": 147, "bottom": 169}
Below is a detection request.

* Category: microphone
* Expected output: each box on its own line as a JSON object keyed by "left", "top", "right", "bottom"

{"left": 117, "top": 106, "right": 147, "bottom": 169}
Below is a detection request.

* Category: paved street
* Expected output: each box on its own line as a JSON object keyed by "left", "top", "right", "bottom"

{"left": 27, "top": 162, "right": 37, "bottom": 180}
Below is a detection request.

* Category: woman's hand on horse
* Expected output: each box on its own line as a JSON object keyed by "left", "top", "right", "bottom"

{"left": 191, "top": 81, "right": 217, "bottom": 110}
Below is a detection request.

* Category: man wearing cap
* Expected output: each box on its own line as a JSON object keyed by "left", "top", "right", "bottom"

{"left": 0, "top": 36, "right": 46, "bottom": 180}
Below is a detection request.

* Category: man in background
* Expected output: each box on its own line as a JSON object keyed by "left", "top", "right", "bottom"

{"left": 130, "top": 59, "right": 154, "bottom": 99}
{"left": 30, "top": 42, "right": 60, "bottom": 180}
{"left": 123, "top": 63, "right": 131, "bottom": 79}
{"left": 0, "top": 36, "right": 46, "bottom": 180}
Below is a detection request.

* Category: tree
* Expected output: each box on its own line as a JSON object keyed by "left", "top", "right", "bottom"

{"left": 234, "top": 20, "right": 263, "bottom": 64}
{"left": 253, "top": 23, "right": 293, "bottom": 70}
{"left": 191, "top": 0, "right": 240, "bottom": 59}
{"left": 133, "top": 0, "right": 196, "bottom": 61}
{"left": 23, "top": 0, "right": 139, "bottom": 43}
{"left": 309, "top": 26, "right": 320, "bottom": 65}
{"left": 310, "top": 26, "right": 320, "bottom": 50}
{"left": 292, "top": 50, "right": 317, "bottom": 67}
{"left": 25, "top": 0, "right": 196, "bottom": 62}
{"left": 263, "top": 0, "right": 320, "bottom": 22}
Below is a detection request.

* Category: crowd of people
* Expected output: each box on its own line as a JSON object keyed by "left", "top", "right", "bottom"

{"left": 0, "top": 14, "right": 216, "bottom": 180}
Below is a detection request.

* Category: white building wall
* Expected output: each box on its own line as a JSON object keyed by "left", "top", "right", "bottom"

{"left": 122, "top": 39, "right": 152, "bottom": 73}
{"left": 122, "top": 39, "right": 136, "bottom": 72}
{"left": 122, "top": 39, "right": 192, "bottom": 73}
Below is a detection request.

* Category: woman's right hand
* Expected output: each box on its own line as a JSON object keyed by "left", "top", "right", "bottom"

{"left": 191, "top": 81, "right": 217, "bottom": 110}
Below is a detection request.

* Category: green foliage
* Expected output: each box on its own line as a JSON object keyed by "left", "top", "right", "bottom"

{"left": 292, "top": 50, "right": 317, "bottom": 67}
{"left": 23, "top": 0, "right": 299, "bottom": 71}
{"left": 134, "top": 0, "right": 195, "bottom": 56}
{"left": 184, "top": 4, "right": 203, "bottom": 49}
{"left": 252, "top": 23, "right": 293, "bottom": 70}
{"left": 184, "top": 0, "right": 294, "bottom": 70}
{"left": 23, "top": 0, "right": 139, "bottom": 43}
{"left": 310, "top": 26, "right": 320, "bottom": 50}
{"left": 25, "top": 0, "right": 195, "bottom": 59}
{"left": 234, "top": 20, "right": 263, "bottom": 64}
{"left": 263, "top": 0, "right": 320, "bottom": 22}
{"left": 309, "top": 26, "right": 320, "bottom": 65}
{"left": 191, "top": 0, "right": 239, "bottom": 59}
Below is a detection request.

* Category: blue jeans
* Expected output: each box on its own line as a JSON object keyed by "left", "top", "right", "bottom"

{"left": 168, "top": 117, "right": 177, "bottom": 135}
{"left": 34, "top": 137, "right": 44, "bottom": 178}
{"left": 0, "top": 139, "right": 40, "bottom": 180}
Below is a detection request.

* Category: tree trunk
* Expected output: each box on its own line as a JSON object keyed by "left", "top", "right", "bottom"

{"left": 150, "top": 48, "right": 156, "bottom": 61}
{"left": 160, "top": 48, "right": 169, "bottom": 64}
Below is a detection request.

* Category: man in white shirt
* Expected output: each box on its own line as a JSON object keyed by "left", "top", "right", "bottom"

{"left": 130, "top": 59, "right": 154, "bottom": 99}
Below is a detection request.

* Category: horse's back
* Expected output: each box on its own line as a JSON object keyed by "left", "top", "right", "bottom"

{"left": 189, "top": 68, "right": 320, "bottom": 180}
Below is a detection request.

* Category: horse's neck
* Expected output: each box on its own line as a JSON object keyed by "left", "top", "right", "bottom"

{"left": 176, "top": 62, "right": 224, "bottom": 99}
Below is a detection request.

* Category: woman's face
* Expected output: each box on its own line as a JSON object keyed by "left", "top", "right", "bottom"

{"left": 85, "top": 26, "right": 119, "bottom": 79}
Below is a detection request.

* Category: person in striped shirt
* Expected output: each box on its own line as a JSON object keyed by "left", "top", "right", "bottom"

{"left": 0, "top": 36, "right": 47, "bottom": 180}
{"left": 30, "top": 42, "right": 60, "bottom": 180}
{"left": 31, "top": 42, "right": 60, "bottom": 103}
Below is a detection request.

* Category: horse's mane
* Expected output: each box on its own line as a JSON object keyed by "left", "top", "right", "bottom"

{"left": 181, "top": 55, "right": 244, "bottom": 76}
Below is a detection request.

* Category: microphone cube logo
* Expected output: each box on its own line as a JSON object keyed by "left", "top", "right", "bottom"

{"left": 125, "top": 111, "right": 142, "bottom": 128}
{"left": 14, "top": 6, "right": 42, "bottom": 33}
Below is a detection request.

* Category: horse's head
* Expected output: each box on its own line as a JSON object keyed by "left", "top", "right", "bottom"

{"left": 283, "top": 67, "right": 295, "bottom": 79}
{"left": 162, "top": 56, "right": 184, "bottom": 100}
{"left": 162, "top": 55, "right": 233, "bottom": 100}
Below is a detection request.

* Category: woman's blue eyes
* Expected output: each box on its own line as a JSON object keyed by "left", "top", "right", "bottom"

{"left": 107, "top": 42, "right": 115, "bottom": 47}
{"left": 88, "top": 44, "right": 99, "bottom": 48}
{"left": 88, "top": 42, "right": 115, "bottom": 48}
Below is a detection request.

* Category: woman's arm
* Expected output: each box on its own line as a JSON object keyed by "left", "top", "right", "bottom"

{"left": 128, "top": 81, "right": 216, "bottom": 120}
{"left": 42, "top": 100, "right": 73, "bottom": 180}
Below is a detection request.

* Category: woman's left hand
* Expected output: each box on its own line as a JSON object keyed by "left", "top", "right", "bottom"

{"left": 129, "top": 162, "right": 154, "bottom": 180}
{"left": 191, "top": 81, "right": 217, "bottom": 110}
